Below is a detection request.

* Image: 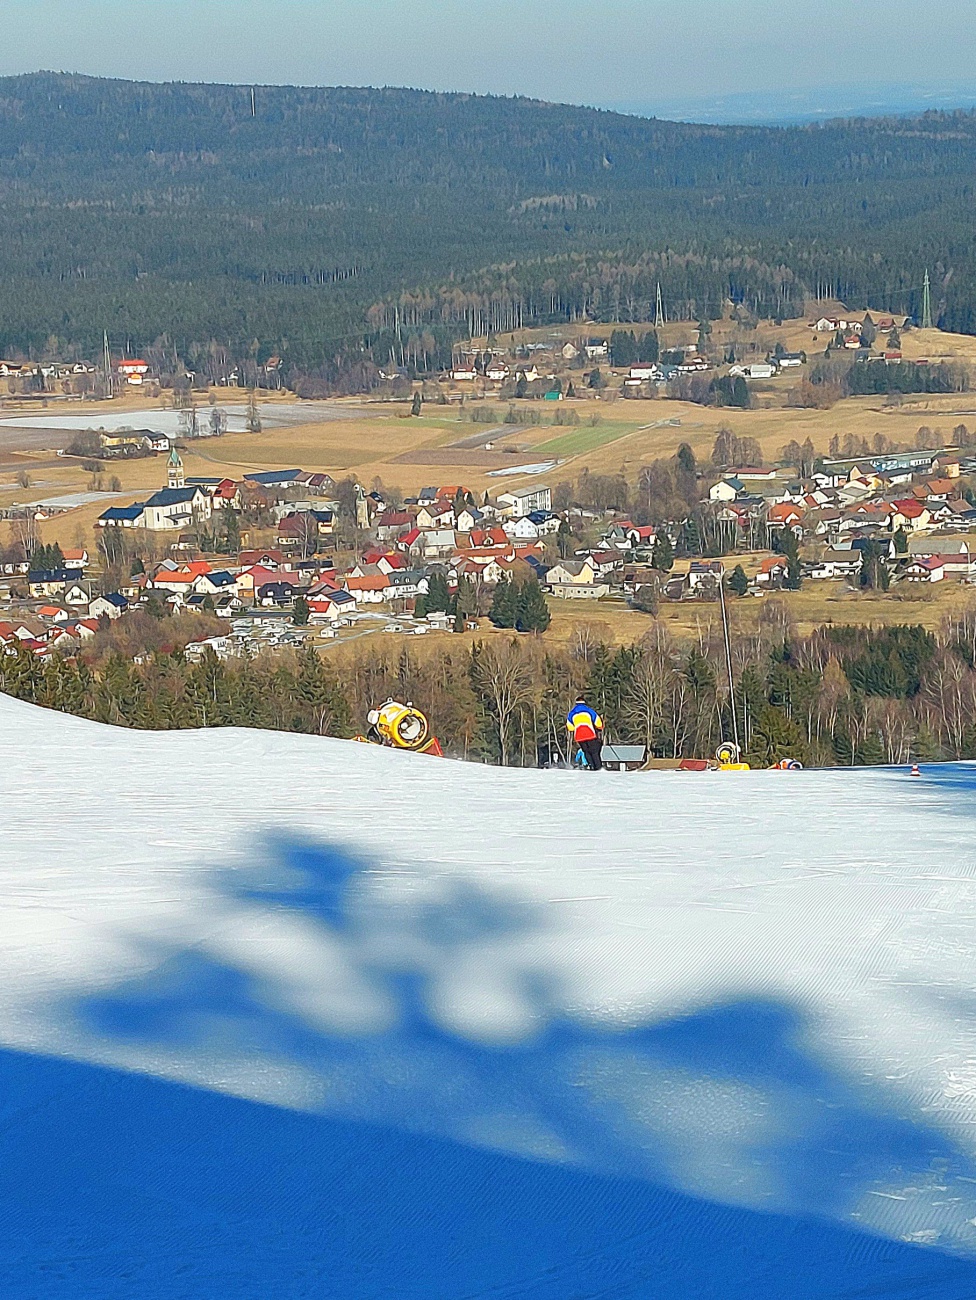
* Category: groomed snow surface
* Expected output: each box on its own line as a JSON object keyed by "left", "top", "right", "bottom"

{"left": 4, "top": 693, "right": 976, "bottom": 1296}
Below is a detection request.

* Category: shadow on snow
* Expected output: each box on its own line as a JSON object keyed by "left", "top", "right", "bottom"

{"left": 19, "top": 833, "right": 976, "bottom": 1297}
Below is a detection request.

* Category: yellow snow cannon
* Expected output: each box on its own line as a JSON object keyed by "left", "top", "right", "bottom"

{"left": 715, "top": 742, "right": 750, "bottom": 771}
{"left": 356, "top": 699, "right": 443, "bottom": 756}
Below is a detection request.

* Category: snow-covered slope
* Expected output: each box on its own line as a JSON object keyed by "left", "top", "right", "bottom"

{"left": 5, "top": 692, "right": 976, "bottom": 1296}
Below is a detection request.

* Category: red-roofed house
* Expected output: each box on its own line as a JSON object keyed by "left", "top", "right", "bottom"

{"left": 238, "top": 549, "right": 284, "bottom": 569}
{"left": 454, "top": 556, "right": 517, "bottom": 584}
{"left": 889, "top": 500, "right": 931, "bottom": 533}
{"left": 236, "top": 565, "right": 283, "bottom": 601}
{"left": 342, "top": 573, "right": 391, "bottom": 604}
{"left": 307, "top": 589, "right": 358, "bottom": 621}
{"left": 903, "top": 556, "right": 946, "bottom": 582}
{"left": 375, "top": 511, "right": 414, "bottom": 541}
{"left": 150, "top": 562, "right": 212, "bottom": 593}
{"left": 756, "top": 556, "right": 789, "bottom": 587}
{"left": 209, "top": 479, "right": 241, "bottom": 508}
{"left": 307, "top": 574, "right": 342, "bottom": 598}
{"left": 469, "top": 527, "right": 509, "bottom": 549}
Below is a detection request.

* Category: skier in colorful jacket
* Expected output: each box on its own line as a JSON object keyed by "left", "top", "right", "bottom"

{"left": 567, "top": 698, "right": 604, "bottom": 770}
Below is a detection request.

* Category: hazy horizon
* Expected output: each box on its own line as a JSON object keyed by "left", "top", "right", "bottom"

{"left": 4, "top": 0, "right": 976, "bottom": 124}
{"left": 6, "top": 67, "right": 976, "bottom": 129}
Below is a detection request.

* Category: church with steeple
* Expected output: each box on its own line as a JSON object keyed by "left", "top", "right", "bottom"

{"left": 167, "top": 447, "right": 185, "bottom": 490}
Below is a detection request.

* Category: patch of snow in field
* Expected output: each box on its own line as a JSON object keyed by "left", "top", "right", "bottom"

{"left": 0, "top": 401, "right": 368, "bottom": 436}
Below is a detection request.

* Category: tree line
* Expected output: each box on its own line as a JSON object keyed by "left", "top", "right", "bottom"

{"left": 6, "top": 605, "right": 976, "bottom": 768}
{"left": 5, "top": 74, "right": 976, "bottom": 382}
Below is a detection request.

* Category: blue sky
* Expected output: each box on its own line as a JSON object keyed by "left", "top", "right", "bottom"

{"left": 4, "top": 0, "right": 976, "bottom": 119}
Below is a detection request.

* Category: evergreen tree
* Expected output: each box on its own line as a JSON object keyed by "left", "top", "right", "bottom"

{"left": 651, "top": 533, "right": 674, "bottom": 572}
{"left": 425, "top": 569, "right": 451, "bottom": 613}
{"left": 221, "top": 508, "right": 241, "bottom": 555}
{"left": 293, "top": 595, "right": 310, "bottom": 625}
{"left": 680, "top": 516, "right": 702, "bottom": 556}
{"left": 295, "top": 644, "right": 351, "bottom": 736}
{"left": 859, "top": 539, "right": 889, "bottom": 590}
{"left": 676, "top": 442, "right": 696, "bottom": 475}
{"left": 411, "top": 390, "right": 422, "bottom": 416}
{"left": 685, "top": 646, "right": 715, "bottom": 697}
{"left": 609, "top": 330, "right": 637, "bottom": 368}
{"left": 637, "top": 330, "right": 659, "bottom": 363}
{"left": 892, "top": 527, "right": 909, "bottom": 556}
{"left": 780, "top": 529, "right": 802, "bottom": 589}
{"left": 631, "top": 585, "right": 658, "bottom": 613}
{"left": 454, "top": 574, "right": 477, "bottom": 617}
{"left": 515, "top": 578, "right": 550, "bottom": 632}
{"left": 746, "top": 704, "right": 806, "bottom": 768}
{"left": 729, "top": 564, "right": 749, "bottom": 596}
{"left": 489, "top": 578, "right": 517, "bottom": 628}
{"left": 557, "top": 519, "right": 573, "bottom": 559}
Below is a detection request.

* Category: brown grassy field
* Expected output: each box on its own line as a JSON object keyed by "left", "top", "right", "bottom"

{"left": 5, "top": 310, "right": 976, "bottom": 558}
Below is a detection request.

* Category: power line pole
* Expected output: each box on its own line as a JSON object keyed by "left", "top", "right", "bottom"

{"left": 922, "top": 269, "right": 933, "bottom": 330}
{"left": 102, "top": 330, "right": 113, "bottom": 397}
{"left": 654, "top": 281, "right": 665, "bottom": 330}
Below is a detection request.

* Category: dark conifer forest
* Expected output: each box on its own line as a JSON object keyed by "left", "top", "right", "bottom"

{"left": 3, "top": 72, "right": 976, "bottom": 382}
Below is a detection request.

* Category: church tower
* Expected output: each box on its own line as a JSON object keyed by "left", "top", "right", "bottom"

{"left": 167, "top": 447, "right": 185, "bottom": 490}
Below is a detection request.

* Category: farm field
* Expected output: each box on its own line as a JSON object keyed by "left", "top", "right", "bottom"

{"left": 533, "top": 419, "right": 659, "bottom": 457}
{"left": 6, "top": 312, "right": 976, "bottom": 558}
{"left": 541, "top": 581, "right": 973, "bottom": 646}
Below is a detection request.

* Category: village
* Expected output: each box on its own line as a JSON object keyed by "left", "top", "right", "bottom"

{"left": 3, "top": 406, "right": 976, "bottom": 664}
{"left": 3, "top": 301, "right": 976, "bottom": 665}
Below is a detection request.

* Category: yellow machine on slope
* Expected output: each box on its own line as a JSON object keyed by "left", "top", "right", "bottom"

{"left": 356, "top": 699, "right": 443, "bottom": 757}
{"left": 715, "top": 742, "right": 751, "bottom": 771}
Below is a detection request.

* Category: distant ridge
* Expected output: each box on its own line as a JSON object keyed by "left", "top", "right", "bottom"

{"left": 1, "top": 71, "right": 976, "bottom": 367}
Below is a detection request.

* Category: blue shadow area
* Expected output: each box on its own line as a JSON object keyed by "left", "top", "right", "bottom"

{"left": 41, "top": 834, "right": 976, "bottom": 1296}
{"left": 1, "top": 1045, "right": 976, "bottom": 1298}
{"left": 907, "top": 760, "right": 976, "bottom": 795}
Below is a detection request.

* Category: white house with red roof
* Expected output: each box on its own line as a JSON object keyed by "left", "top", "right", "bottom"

{"left": 902, "top": 556, "right": 946, "bottom": 583}
{"left": 61, "top": 547, "right": 88, "bottom": 570}
{"left": 307, "top": 590, "right": 358, "bottom": 621}
{"left": 235, "top": 565, "right": 282, "bottom": 602}
{"left": 342, "top": 573, "right": 391, "bottom": 603}
{"left": 150, "top": 561, "right": 212, "bottom": 593}
{"left": 116, "top": 358, "right": 150, "bottom": 385}
{"left": 888, "top": 499, "right": 931, "bottom": 533}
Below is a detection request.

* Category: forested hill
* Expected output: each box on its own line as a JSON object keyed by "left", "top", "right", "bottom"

{"left": 2, "top": 71, "right": 976, "bottom": 378}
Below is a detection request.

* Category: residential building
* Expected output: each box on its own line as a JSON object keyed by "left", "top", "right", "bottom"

{"left": 496, "top": 485, "right": 552, "bottom": 517}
